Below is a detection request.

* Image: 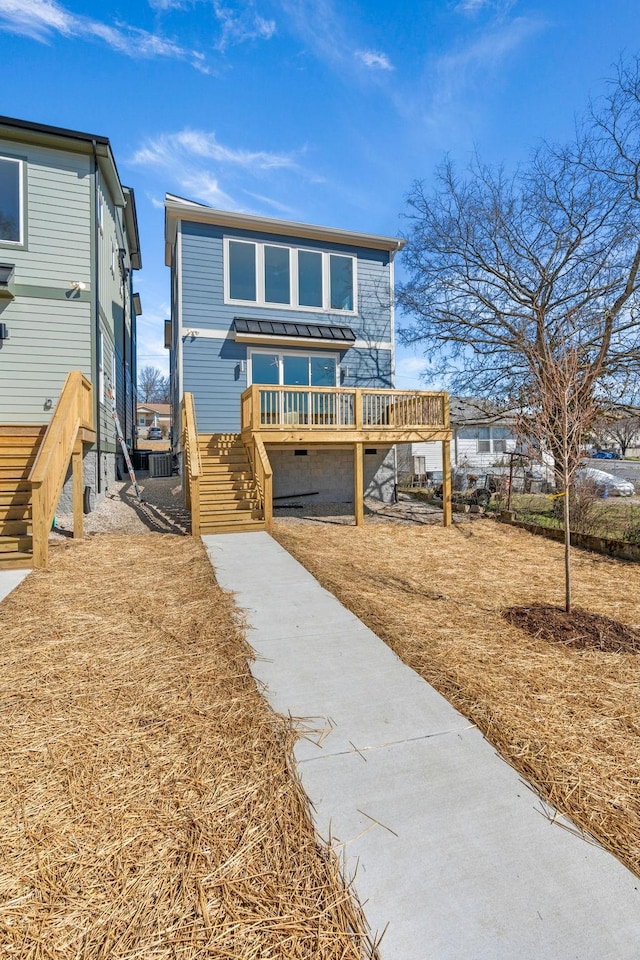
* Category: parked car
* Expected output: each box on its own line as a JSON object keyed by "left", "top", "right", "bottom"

{"left": 591, "top": 449, "right": 622, "bottom": 460}
{"left": 576, "top": 467, "right": 634, "bottom": 496}
{"left": 147, "top": 426, "right": 163, "bottom": 440}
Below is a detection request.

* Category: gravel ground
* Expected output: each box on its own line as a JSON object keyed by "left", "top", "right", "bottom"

{"left": 53, "top": 474, "right": 190, "bottom": 539}
{"left": 274, "top": 492, "right": 479, "bottom": 526}
{"left": 52, "top": 484, "right": 476, "bottom": 539}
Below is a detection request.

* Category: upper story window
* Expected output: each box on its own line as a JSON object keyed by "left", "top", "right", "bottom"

{"left": 225, "top": 238, "right": 356, "bottom": 314}
{"left": 0, "top": 156, "right": 23, "bottom": 245}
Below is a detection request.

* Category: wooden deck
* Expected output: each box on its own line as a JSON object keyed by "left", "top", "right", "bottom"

{"left": 183, "top": 388, "right": 453, "bottom": 533}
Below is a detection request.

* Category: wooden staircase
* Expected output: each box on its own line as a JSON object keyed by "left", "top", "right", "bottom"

{"left": 198, "top": 434, "right": 266, "bottom": 534}
{"left": 0, "top": 426, "right": 46, "bottom": 569}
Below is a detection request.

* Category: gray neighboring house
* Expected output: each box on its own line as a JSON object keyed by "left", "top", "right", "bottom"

{"left": 398, "top": 398, "right": 518, "bottom": 479}
{"left": 0, "top": 115, "right": 142, "bottom": 502}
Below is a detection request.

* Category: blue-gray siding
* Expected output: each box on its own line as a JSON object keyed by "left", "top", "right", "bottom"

{"left": 178, "top": 219, "right": 394, "bottom": 428}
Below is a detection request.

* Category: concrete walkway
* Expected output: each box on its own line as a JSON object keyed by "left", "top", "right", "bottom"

{"left": 0, "top": 568, "right": 30, "bottom": 604}
{"left": 203, "top": 532, "right": 640, "bottom": 959}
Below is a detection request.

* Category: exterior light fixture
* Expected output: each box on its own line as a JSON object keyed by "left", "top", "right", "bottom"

{"left": 0, "top": 262, "right": 15, "bottom": 298}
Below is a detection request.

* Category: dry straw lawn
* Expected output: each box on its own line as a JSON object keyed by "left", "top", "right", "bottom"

{"left": 0, "top": 535, "right": 376, "bottom": 960}
{"left": 273, "top": 518, "right": 640, "bottom": 877}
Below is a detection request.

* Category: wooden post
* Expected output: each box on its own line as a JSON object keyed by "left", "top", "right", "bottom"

{"left": 354, "top": 442, "right": 364, "bottom": 527}
{"left": 354, "top": 389, "right": 363, "bottom": 431}
{"left": 264, "top": 469, "right": 273, "bottom": 531}
{"left": 31, "top": 483, "right": 48, "bottom": 569}
{"left": 191, "top": 474, "right": 200, "bottom": 536}
{"left": 442, "top": 439, "right": 452, "bottom": 527}
{"left": 72, "top": 439, "right": 83, "bottom": 540}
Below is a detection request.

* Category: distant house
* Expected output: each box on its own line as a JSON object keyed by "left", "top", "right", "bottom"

{"left": 398, "top": 398, "right": 518, "bottom": 479}
{"left": 0, "top": 115, "right": 142, "bottom": 568}
{"left": 137, "top": 402, "right": 171, "bottom": 437}
{"left": 164, "top": 196, "right": 453, "bottom": 532}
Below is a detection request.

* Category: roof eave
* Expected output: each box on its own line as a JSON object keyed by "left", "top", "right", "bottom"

{"left": 164, "top": 195, "right": 405, "bottom": 255}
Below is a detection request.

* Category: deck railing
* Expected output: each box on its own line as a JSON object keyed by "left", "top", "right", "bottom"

{"left": 241, "top": 385, "right": 448, "bottom": 433}
{"left": 182, "top": 392, "right": 201, "bottom": 535}
{"left": 30, "top": 371, "right": 94, "bottom": 568}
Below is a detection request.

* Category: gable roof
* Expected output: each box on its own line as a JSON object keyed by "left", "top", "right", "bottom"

{"left": 450, "top": 398, "right": 518, "bottom": 426}
{"left": 137, "top": 402, "right": 171, "bottom": 415}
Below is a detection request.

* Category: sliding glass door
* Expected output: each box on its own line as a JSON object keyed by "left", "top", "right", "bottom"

{"left": 250, "top": 350, "right": 339, "bottom": 425}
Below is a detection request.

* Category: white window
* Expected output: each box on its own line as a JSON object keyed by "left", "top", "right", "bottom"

{"left": 0, "top": 156, "right": 23, "bottom": 245}
{"left": 225, "top": 239, "right": 356, "bottom": 314}
{"left": 97, "top": 195, "right": 104, "bottom": 235}
{"left": 459, "top": 425, "right": 513, "bottom": 453}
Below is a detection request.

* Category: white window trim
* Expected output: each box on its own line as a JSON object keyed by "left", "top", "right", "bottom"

{"left": 0, "top": 155, "right": 24, "bottom": 246}
{"left": 247, "top": 347, "right": 339, "bottom": 386}
{"left": 224, "top": 237, "right": 358, "bottom": 316}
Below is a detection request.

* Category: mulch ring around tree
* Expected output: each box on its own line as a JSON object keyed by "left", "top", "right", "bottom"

{"left": 503, "top": 604, "right": 640, "bottom": 654}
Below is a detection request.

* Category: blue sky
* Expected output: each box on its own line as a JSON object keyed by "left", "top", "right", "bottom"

{"left": 0, "top": 0, "right": 638, "bottom": 387}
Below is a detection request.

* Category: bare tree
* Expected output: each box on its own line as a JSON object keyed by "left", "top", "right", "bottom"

{"left": 138, "top": 366, "right": 170, "bottom": 403}
{"left": 399, "top": 65, "right": 640, "bottom": 482}
{"left": 594, "top": 410, "right": 640, "bottom": 456}
{"left": 519, "top": 350, "right": 598, "bottom": 612}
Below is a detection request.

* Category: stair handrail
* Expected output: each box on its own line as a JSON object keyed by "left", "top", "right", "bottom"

{"left": 29, "top": 371, "right": 94, "bottom": 568}
{"left": 250, "top": 435, "right": 273, "bottom": 530}
{"left": 182, "top": 392, "right": 202, "bottom": 535}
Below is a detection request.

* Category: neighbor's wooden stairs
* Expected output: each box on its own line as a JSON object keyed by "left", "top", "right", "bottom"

{"left": 198, "top": 433, "right": 266, "bottom": 534}
{"left": 0, "top": 426, "right": 45, "bottom": 569}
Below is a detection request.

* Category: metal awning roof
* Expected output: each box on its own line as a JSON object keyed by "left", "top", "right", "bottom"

{"left": 233, "top": 317, "right": 356, "bottom": 344}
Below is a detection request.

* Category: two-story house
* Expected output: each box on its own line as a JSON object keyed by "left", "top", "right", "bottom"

{"left": 165, "top": 196, "right": 452, "bottom": 532}
{"left": 0, "top": 116, "right": 142, "bottom": 568}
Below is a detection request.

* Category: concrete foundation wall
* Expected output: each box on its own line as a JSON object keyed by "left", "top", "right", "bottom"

{"left": 57, "top": 449, "right": 115, "bottom": 515}
{"left": 269, "top": 446, "right": 395, "bottom": 505}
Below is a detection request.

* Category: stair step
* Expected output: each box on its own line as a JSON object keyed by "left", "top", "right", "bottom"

{"left": 201, "top": 469, "right": 253, "bottom": 480}
{"left": 201, "top": 508, "right": 262, "bottom": 522}
{"left": 200, "top": 520, "right": 266, "bottom": 535}
{"left": 0, "top": 467, "right": 33, "bottom": 480}
{"left": 199, "top": 489, "right": 257, "bottom": 502}
{"left": 0, "top": 551, "right": 33, "bottom": 570}
{"left": 198, "top": 479, "right": 254, "bottom": 490}
{"left": 0, "top": 519, "right": 32, "bottom": 536}
{"left": 0, "top": 535, "right": 32, "bottom": 553}
{"left": 0, "top": 479, "right": 31, "bottom": 490}
{"left": 0, "top": 503, "right": 32, "bottom": 520}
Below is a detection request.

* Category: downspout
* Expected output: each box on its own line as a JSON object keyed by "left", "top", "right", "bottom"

{"left": 92, "top": 139, "right": 102, "bottom": 493}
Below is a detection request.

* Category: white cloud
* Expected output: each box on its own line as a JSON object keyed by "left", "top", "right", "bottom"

{"left": 454, "top": 0, "right": 516, "bottom": 15}
{"left": 212, "top": 1, "right": 275, "bottom": 51}
{"left": 0, "top": 0, "right": 72, "bottom": 40}
{"left": 177, "top": 171, "right": 236, "bottom": 208}
{"left": 0, "top": 0, "right": 208, "bottom": 70}
{"left": 355, "top": 49, "right": 393, "bottom": 71}
{"left": 131, "top": 129, "right": 299, "bottom": 210}
{"left": 147, "top": 0, "right": 188, "bottom": 9}
{"left": 132, "top": 129, "right": 297, "bottom": 173}
{"left": 420, "top": 13, "right": 546, "bottom": 136}
{"left": 242, "top": 191, "right": 298, "bottom": 216}
{"left": 277, "top": 0, "right": 393, "bottom": 82}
